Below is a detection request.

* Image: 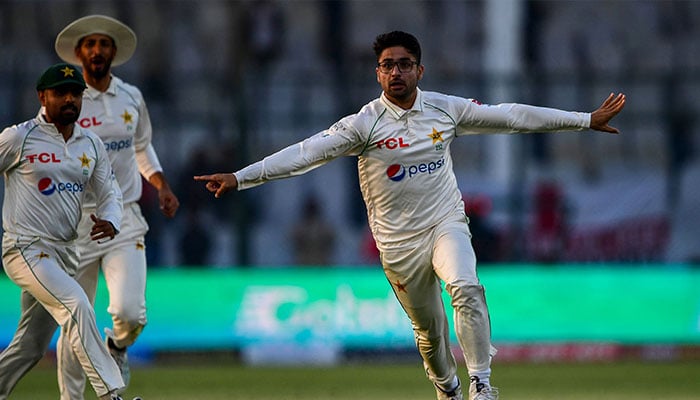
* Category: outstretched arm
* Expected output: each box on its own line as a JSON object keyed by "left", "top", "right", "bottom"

{"left": 193, "top": 122, "right": 365, "bottom": 198}
{"left": 589, "top": 93, "right": 626, "bottom": 134}
{"left": 194, "top": 173, "right": 238, "bottom": 198}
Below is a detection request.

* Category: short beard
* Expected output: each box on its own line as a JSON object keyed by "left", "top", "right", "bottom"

{"left": 53, "top": 107, "right": 80, "bottom": 126}
{"left": 85, "top": 60, "right": 112, "bottom": 80}
{"left": 89, "top": 65, "right": 110, "bottom": 80}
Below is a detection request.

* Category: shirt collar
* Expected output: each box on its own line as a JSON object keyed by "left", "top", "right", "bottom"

{"left": 35, "top": 108, "right": 83, "bottom": 140}
{"left": 84, "top": 74, "right": 118, "bottom": 99}
{"left": 380, "top": 88, "right": 424, "bottom": 119}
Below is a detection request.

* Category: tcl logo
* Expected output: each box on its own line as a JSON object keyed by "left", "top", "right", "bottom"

{"left": 78, "top": 117, "right": 103, "bottom": 128}
{"left": 26, "top": 153, "right": 61, "bottom": 163}
{"left": 375, "top": 137, "right": 410, "bottom": 150}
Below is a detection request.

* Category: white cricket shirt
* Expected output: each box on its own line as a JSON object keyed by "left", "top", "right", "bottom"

{"left": 0, "top": 112, "right": 122, "bottom": 241}
{"left": 78, "top": 75, "right": 162, "bottom": 207}
{"left": 235, "top": 89, "right": 590, "bottom": 251}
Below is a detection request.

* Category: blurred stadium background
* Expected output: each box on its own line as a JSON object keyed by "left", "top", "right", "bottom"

{"left": 1, "top": 0, "right": 699, "bottom": 398}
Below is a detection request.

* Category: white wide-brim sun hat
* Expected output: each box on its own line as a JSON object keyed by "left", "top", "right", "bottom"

{"left": 55, "top": 15, "right": 137, "bottom": 67}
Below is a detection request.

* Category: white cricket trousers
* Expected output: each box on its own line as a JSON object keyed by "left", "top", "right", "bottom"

{"left": 58, "top": 202, "right": 148, "bottom": 399}
{"left": 0, "top": 234, "right": 124, "bottom": 398}
{"left": 379, "top": 213, "right": 495, "bottom": 391}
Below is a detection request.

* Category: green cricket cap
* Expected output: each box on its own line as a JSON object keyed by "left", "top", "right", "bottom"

{"left": 36, "top": 63, "right": 87, "bottom": 91}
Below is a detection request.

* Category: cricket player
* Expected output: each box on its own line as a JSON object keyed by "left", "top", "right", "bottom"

{"left": 195, "top": 31, "right": 625, "bottom": 400}
{"left": 0, "top": 15, "right": 178, "bottom": 400}
{"left": 53, "top": 14, "right": 180, "bottom": 398}
{"left": 0, "top": 63, "right": 133, "bottom": 400}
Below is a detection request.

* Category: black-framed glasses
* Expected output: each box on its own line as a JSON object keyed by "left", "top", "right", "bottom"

{"left": 377, "top": 60, "right": 418, "bottom": 74}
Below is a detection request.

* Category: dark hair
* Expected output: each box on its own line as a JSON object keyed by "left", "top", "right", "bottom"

{"left": 373, "top": 31, "right": 421, "bottom": 64}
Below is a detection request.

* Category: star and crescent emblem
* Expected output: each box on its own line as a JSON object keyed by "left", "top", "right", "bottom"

{"left": 78, "top": 153, "right": 92, "bottom": 168}
{"left": 428, "top": 127, "right": 444, "bottom": 144}
{"left": 121, "top": 110, "right": 133, "bottom": 124}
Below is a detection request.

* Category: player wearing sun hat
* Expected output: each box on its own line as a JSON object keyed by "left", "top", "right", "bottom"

{"left": 55, "top": 14, "right": 137, "bottom": 67}
{"left": 53, "top": 14, "right": 179, "bottom": 400}
{"left": 0, "top": 62, "right": 130, "bottom": 400}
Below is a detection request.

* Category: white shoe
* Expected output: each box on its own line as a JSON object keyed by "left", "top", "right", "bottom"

{"left": 472, "top": 387, "right": 498, "bottom": 400}
{"left": 435, "top": 380, "right": 464, "bottom": 400}
{"left": 105, "top": 394, "right": 142, "bottom": 400}
{"left": 469, "top": 376, "right": 499, "bottom": 400}
{"left": 105, "top": 332, "right": 130, "bottom": 388}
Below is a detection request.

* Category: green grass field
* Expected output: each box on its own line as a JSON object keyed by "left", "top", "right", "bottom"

{"left": 10, "top": 360, "right": 700, "bottom": 400}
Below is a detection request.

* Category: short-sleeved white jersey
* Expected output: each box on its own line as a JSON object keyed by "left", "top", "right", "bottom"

{"left": 235, "top": 89, "right": 590, "bottom": 251}
{"left": 0, "top": 112, "right": 122, "bottom": 241}
{"left": 78, "top": 75, "right": 162, "bottom": 207}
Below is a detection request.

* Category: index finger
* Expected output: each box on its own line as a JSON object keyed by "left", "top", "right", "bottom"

{"left": 194, "top": 175, "right": 215, "bottom": 181}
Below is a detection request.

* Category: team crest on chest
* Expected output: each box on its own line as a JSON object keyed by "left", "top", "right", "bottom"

{"left": 121, "top": 110, "right": 135, "bottom": 132}
{"left": 121, "top": 110, "right": 133, "bottom": 124}
{"left": 428, "top": 127, "right": 444, "bottom": 151}
{"left": 78, "top": 152, "right": 92, "bottom": 175}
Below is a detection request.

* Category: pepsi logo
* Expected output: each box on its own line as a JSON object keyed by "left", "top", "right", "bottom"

{"left": 36, "top": 178, "right": 85, "bottom": 195}
{"left": 104, "top": 138, "right": 132, "bottom": 152}
{"left": 386, "top": 158, "right": 446, "bottom": 183}
{"left": 386, "top": 164, "right": 406, "bottom": 182}
{"left": 38, "top": 178, "right": 56, "bottom": 195}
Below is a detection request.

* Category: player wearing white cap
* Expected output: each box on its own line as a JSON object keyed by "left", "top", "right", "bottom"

{"left": 0, "top": 63, "right": 134, "bottom": 400}
{"left": 54, "top": 15, "right": 180, "bottom": 399}
{"left": 0, "top": 15, "right": 177, "bottom": 400}
{"left": 196, "top": 31, "right": 626, "bottom": 400}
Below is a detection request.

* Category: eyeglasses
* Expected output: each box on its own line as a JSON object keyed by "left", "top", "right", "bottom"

{"left": 377, "top": 60, "right": 418, "bottom": 74}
